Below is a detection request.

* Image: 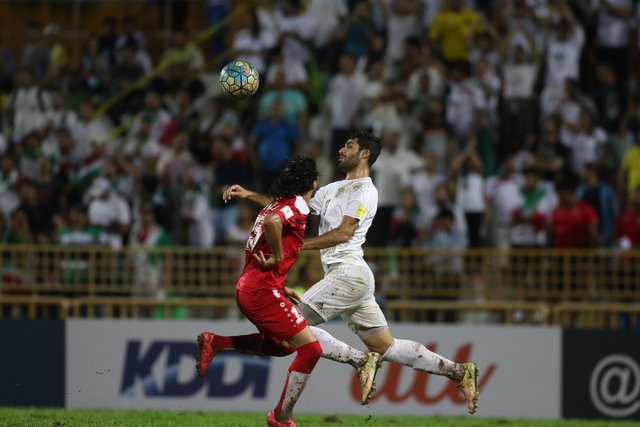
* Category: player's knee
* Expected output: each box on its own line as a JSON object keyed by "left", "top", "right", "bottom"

{"left": 298, "top": 340, "right": 323, "bottom": 362}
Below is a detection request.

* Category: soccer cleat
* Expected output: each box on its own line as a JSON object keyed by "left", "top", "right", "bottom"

{"left": 357, "top": 352, "right": 383, "bottom": 405}
{"left": 267, "top": 410, "right": 296, "bottom": 427}
{"left": 196, "top": 332, "right": 216, "bottom": 378}
{"left": 457, "top": 362, "right": 480, "bottom": 414}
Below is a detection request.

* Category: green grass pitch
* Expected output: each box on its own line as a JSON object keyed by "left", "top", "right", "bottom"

{"left": 0, "top": 409, "right": 638, "bottom": 427}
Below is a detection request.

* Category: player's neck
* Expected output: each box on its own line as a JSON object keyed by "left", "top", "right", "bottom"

{"left": 345, "top": 164, "right": 370, "bottom": 180}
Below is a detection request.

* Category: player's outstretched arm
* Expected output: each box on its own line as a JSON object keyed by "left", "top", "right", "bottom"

{"left": 302, "top": 216, "right": 359, "bottom": 250}
{"left": 223, "top": 184, "right": 273, "bottom": 206}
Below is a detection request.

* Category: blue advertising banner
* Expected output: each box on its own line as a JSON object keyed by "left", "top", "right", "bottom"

{"left": 0, "top": 320, "right": 65, "bottom": 407}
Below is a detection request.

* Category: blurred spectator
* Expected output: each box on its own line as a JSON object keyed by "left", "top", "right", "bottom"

{"left": 306, "top": 0, "right": 348, "bottom": 53}
{"left": 532, "top": 116, "right": 572, "bottom": 183}
{"left": 0, "top": 155, "right": 22, "bottom": 217}
{"left": 550, "top": 177, "right": 598, "bottom": 248}
{"left": 577, "top": 163, "right": 619, "bottom": 246}
{"left": 8, "top": 67, "right": 49, "bottom": 143}
{"left": 97, "top": 16, "right": 118, "bottom": 72}
{"left": 567, "top": 108, "right": 608, "bottom": 175}
{"left": 211, "top": 135, "right": 251, "bottom": 242}
{"left": 445, "top": 62, "right": 486, "bottom": 147}
{"left": 410, "top": 152, "right": 445, "bottom": 214}
{"left": 621, "top": 132, "right": 640, "bottom": 201}
{"left": 450, "top": 142, "right": 485, "bottom": 248}
{"left": 333, "top": 0, "right": 373, "bottom": 60}
{"left": 501, "top": 39, "right": 540, "bottom": 155}
{"left": 485, "top": 155, "right": 523, "bottom": 249}
{"left": 224, "top": 201, "right": 256, "bottom": 245}
{"left": 543, "top": 5, "right": 584, "bottom": 92}
{"left": 0, "top": 37, "right": 16, "bottom": 92}
{"left": 43, "top": 23, "right": 68, "bottom": 81}
{"left": 115, "top": 16, "right": 147, "bottom": 57}
{"left": 326, "top": 53, "right": 367, "bottom": 155}
{"left": 21, "top": 21, "right": 49, "bottom": 81}
{"left": 157, "top": 131, "right": 195, "bottom": 186}
{"left": 425, "top": 208, "right": 468, "bottom": 276}
{"left": 6, "top": 208, "right": 33, "bottom": 244}
{"left": 378, "top": 0, "right": 422, "bottom": 66}
{"left": 418, "top": 98, "right": 450, "bottom": 171}
{"left": 179, "top": 168, "right": 214, "bottom": 247}
{"left": 232, "top": 11, "right": 276, "bottom": 74}
{"left": 87, "top": 177, "right": 131, "bottom": 248}
{"left": 161, "top": 29, "right": 206, "bottom": 74}
{"left": 276, "top": 0, "right": 317, "bottom": 65}
{"left": 510, "top": 168, "right": 555, "bottom": 248}
{"left": 56, "top": 204, "right": 103, "bottom": 285}
{"left": 424, "top": 183, "right": 467, "bottom": 238}
{"left": 595, "top": 0, "right": 633, "bottom": 84}
{"left": 72, "top": 101, "right": 112, "bottom": 160}
{"left": 258, "top": 70, "right": 308, "bottom": 130}
{"left": 248, "top": 99, "right": 300, "bottom": 191}
{"left": 19, "top": 180, "right": 52, "bottom": 243}
{"left": 388, "top": 186, "right": 427, "bottom": 247}
{"left": 370, "top": 129, "right": 423, "bottom": 246}
{"left": 429, "top": 0, "right": 479, "bottom": 62}
{"left": 614, "top": 188, "right": 640, "bottom": 248}
{"left": 130, "top": 203, "right": 172, "bottom": 297}
{"left": 265, "top": 47, "right": 308, "bottom": 89}
{"left": 128, "top": 90, "right": 175, "bottom": 146}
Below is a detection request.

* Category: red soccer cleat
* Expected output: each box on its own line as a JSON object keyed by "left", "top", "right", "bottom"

{"left": 267, "top": 411, "right": 296, "bottom": 427}
{"left": 196, "top": 332, "right": 216, "bottom": 378}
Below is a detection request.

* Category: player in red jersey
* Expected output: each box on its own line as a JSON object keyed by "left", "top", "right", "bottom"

{"left": 196, "top": 157, "right": 320, "bottom": 427}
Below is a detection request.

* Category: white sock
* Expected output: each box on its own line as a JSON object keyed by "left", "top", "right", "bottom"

{"left": 382, "top": 338, "right": 460, "bottom": 379}
{"left": 309, "top": 326, "right": 368, "bottom": 368}
{"left": 278, "top": 371, "right": 310, "bottom": 420}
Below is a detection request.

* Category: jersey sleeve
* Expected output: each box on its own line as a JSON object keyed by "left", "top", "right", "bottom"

{"left": 344, "top": 186, "right": 374, "bottom": 222}
{"left": 274, "top": 197, "right": 309, "bottom": 227}
{"left": 309, "top": 185, "right": 325, "bottom": 215}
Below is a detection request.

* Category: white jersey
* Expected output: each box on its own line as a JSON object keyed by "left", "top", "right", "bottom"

{"left": 309, "top": 177, "right": 377, "bottom": 269}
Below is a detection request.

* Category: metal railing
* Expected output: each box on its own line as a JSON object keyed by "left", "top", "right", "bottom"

{"left": 0, "top": 245, "right": 639, "bottom": 327}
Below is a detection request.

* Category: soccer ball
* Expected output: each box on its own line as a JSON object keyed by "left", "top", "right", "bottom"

{"left": 219, "top": 60, "right": 260, "bottom": 99}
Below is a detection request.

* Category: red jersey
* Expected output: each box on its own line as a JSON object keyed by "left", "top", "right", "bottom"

{"left": 552, "top": 201, "right": 598, "bottom": 248}
{"left": 236, "top": 195, "right": 309, "bottom": 294}
{"left": 615, "top": 208, "right": 640, "bottom": 247}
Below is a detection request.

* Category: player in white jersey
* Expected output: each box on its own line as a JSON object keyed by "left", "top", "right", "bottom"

{"left": 223, "top": 131, "right": 479, "bottom": 414}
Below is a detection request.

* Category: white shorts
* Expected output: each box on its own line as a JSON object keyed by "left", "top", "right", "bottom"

{"left": 301, "top": 263, "right": 388, "bottom": 333}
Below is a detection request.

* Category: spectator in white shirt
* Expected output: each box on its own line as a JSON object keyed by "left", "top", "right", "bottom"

{"left": 567, "top": 108, "right": 609, "bottom": 175}
{"left": 543, "top": 9, "right": 585, "bottom": 91}
{"left": 370, "top": 129, "right": 423, "bottom": 246}
{"left": 87, "top": 177, "right": 131, "bottom": 248}
{"left": 232, "top": 11, "right": 277, "bottom": 74}
{"left": 596, "top": 0, "right": 633, "bottom": 84}
{"left": 445, "top": 62, "right": 486, "bottom": 147}
{"left": 8, "top": 67, "right": 49, "bottom": 144}
{"left": 276, "top": 0, "right": 317, "bottom": 65}
{"left": 450, "top": 142, "right": 486, "bottom": 248}
{"left": 410, "top": 152, "right": 445, "bottom": 215}
{"left": 326, "top": 53, "right": 368, "bottom": 156}
{"left": 179, "top": 168, "right": 214, "bottom": 247}
{"left": 485, "top": 155, "right": 524, "bottom": 249}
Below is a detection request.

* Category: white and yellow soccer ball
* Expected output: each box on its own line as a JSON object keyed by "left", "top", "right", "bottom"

{"left": 219, "top": 60, "right": 260, "bottom": 100}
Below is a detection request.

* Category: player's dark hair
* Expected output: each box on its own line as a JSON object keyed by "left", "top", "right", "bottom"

{"left": 269, "top": 156, "right": 318, "bottom": 199}
{"left": 351, "top": 130, "right": 381, "bottom": 167}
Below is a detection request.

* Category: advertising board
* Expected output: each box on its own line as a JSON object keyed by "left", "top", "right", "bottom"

{"left": 66, "top": 320, "right": 561, "bottom": 418}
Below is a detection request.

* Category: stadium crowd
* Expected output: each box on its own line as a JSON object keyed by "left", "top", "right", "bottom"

{"left": 1, "top": 0, "right": 640, "bottom": 254}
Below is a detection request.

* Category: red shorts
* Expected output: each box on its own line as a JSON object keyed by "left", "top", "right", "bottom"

{"left": 236, "top": 288, "right": 308, "bottom": 344}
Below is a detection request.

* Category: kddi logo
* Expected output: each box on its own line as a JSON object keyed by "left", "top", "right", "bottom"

{"left": 589, "top": 354, "right": 640, "bottom": 417}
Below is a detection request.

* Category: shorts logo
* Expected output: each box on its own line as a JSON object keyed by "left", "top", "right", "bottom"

{"left": 589, "top": 354, "right": 640, "bottom": 417}
{"left": 355, "top": 205, "right": 366, "bottom": 219}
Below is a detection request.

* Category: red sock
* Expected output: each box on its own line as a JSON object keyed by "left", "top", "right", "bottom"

{"left": 212, "top": 333, "right": 294, "bottom": 357}
{"left": 273, "top": 340, "right": 322, "bottom": 419}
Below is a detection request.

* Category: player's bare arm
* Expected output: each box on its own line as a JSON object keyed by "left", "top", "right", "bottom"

{"left": 253, "top": 212, "right": 284, "bottom": 269}
{"left": 223, "top": 184, "right": 273, "bottom": 206}
{"left": 302, "top": 215, "right": 359, "bottom": 250}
